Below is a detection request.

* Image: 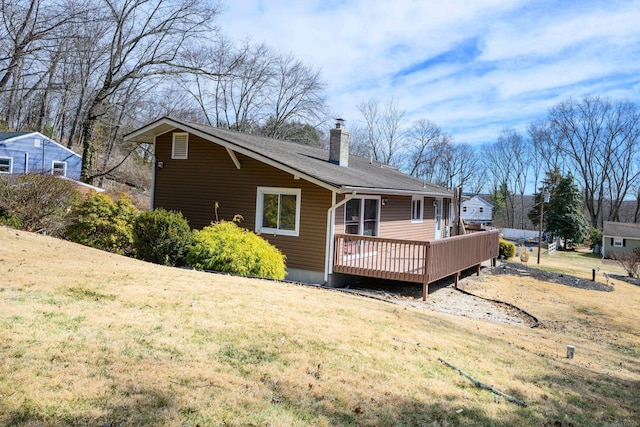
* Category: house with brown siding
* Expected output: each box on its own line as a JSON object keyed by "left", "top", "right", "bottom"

{"left": 125, "top": 117, "right": 497, "bottom": 292}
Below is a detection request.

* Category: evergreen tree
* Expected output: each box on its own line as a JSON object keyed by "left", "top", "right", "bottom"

{"left": 545, "top": 173, "right": 589, "bottom": 248}
{"left": 528, "top": 167, "right": 562, "bottom": 228}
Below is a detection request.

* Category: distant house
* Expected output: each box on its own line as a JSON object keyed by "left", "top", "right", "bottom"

{"left": 602, "top": 221, "right": 640, "bottom": 258}
{"left": 461, "top": 195, "right": 493, "bottom": 227}
{"left": 0, "top": 132, "right": 82, "bottom": 179}
{"left": 124, "top": 117, "right": 499, "bottom": 293}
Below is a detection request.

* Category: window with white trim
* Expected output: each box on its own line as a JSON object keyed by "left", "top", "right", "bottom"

{"left": 613, "top": 237, "right": 624, "bottom": 247}
{"left": 0, "top": 157, "right": 12, "bottom": 173}
{"left": 256, "top": 187, "right": 301, "bottom": 236}
{"left": 172, "top": 132, "right": 189, "bottom": 159}
{"left": 52, "top": 161, "right": 67, "bottom": 176}
{"left": 411, "top": 196, "right": 423, "bottom": 223}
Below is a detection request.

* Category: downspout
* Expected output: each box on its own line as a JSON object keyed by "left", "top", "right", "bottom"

{"left": 150, "top": 141, "right": 157, "bottom": 210}
{"left": 324, "top": 190, "right": 356, "bottom": 283}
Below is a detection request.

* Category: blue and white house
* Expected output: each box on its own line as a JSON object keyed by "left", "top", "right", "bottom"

{"left": 0, "top": 132, "right": 82, "bottom": 179}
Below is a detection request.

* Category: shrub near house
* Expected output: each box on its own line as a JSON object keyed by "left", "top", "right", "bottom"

{"left": 0, "top": 174, "right": 80, "bottom": 236}
{"left": 187, "top": 221, "right": 286, "bottom": 280}
{"left": 499, "top": 239, "right": 516, "bottom": 259}
{"left": 132, "top": 209, "right": 192, "bottom": 266}
{"left": 66, "top": 192, "right": 138, "bottom": 255}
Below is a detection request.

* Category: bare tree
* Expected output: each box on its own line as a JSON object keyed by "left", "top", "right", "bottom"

{"left": 78, "top": 0, "right": 221, "bottom": 184}
{"left": 549, "top": 96, "right": 640, "bottom": 228}
{"left": 405, "top": 118, "right": 449, "bottom": 181}
{"left": 0, "top": 0, "right": 85, "bottom": 128}
{"left": 434, "top": 143, "right": 480, "bottom": 191}
{"left": 357, "top": 98, "right": 405, "bottom": 166}
{"left": 262, "top": 53, "right": 326, "bottom": 139}
{"left": 483, "top": 137, "right": 516, "bottom": 228}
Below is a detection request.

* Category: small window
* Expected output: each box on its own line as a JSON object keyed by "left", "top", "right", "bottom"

{"left": 0, "top": 157, "right": 12, "bottom": 173}
{"left": 613, "top": 238, "right": 623, "bottom": 247}
{"left": 172, "top": 132, "right": 189, "bottom": 159}
{"left": 479, "top": 207, "right": 484, "bottom": 213}
{"left": 256, "top": 187, "right": 301, "bottom": 236}
{"left": 34, "top": 139, "right": 41, "bottom": 147}
{"left": 462, "top": 206, "right": 467, "bottom": 213}
{"left": 411, "top": 196, "right": 423, "bottom": 223}
{"left": 52, "top": 161, "right": 67, "bottom": 176}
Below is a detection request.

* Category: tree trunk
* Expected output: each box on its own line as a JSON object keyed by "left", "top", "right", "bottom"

{"left": 80, "top": 109, "right": 98, "bottom": 184}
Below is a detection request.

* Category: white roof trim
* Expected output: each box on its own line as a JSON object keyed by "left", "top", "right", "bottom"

{"left": 57, "top": 176, "right": 105, "bottom": 192}
{"left": 2, "top": 132, "right": 80, "bottom": 158}
{"left": 340, "top": 186, "right": 452, "bottom": 198}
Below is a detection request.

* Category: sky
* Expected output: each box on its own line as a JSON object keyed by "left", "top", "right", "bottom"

{"left": 219, "top": 0, "right": 640, "bottom": 146}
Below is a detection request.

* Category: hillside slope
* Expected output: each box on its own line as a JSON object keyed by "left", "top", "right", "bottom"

{"left": 1, "top": 227, "right": 638, "bottom": 426}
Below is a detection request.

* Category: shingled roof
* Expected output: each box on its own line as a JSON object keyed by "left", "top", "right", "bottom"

{"left": 0, "top": 132, "right": 31, "bottom": 141}
{"left": 603, "top": 221, "right": 640, "bottom": 239}
{"left": 125, "top": 117, "right": 452, "bottom": 198}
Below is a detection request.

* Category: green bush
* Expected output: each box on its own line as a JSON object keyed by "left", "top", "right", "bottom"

{"left": 0, "top": 174, "right": 80, "bottom": 236}
{"left": 586, "top": 227, "right": 603, "bottom": 250}
{"left": 66, "top": 192, "right": 138, "bottom": 255}
{"left": 499, "top": 239, "right": 516, "bottom": 259}
{"left": 187, "top": 221, "right": 286, "bottom": 280}
{"left": 133, "top": 209, "right": 192, "bottom": 266}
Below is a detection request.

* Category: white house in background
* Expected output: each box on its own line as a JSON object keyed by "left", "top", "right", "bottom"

{"left": 460, "top": 195, "right": 493, "bottom": 227}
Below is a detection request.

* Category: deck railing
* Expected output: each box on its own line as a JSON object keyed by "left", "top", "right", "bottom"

{"left": 333, "top": 229, "right": 499, "bottom": 297}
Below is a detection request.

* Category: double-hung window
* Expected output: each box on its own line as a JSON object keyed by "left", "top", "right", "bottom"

{"left": 256, "top": 187, "right": 301, "bottom": 236}
{"left": 613, "top": 237, "right": 624, "bottom": 247}
{"left": 411, "top": 196, "right": 423, "bottom": 223}
{"left": 0, "top": 157, "right": 11, "bottom": 173}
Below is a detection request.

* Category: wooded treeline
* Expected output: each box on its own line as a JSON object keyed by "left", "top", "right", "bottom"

{"left": 351, "top": 96, "right": 640, "bottom": 230}
{"left": 1, "top": 0, "right": 328, "bottom": 186}
{"left": 2, "top": 0, "right": 639, "bottom": 231}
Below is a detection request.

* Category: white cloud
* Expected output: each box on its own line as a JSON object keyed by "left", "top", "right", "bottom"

{"left": 220, "top": 0, "right": 640, "bottom": 145}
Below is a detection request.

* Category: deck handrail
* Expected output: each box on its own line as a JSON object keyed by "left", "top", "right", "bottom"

{"left": 333, "top": 230, "right": 500, "bottom": 291}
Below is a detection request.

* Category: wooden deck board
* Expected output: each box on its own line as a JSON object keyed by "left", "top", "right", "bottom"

{"left": 333, "top": 230, "right": 499, "bottom": 289}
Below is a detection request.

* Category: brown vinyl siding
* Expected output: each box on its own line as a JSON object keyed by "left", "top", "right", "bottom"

{"left": 379, "top": 195, "right": 435, "bottom": 240}
{"left": 154, "top": 131, "right": 331, "bottom": 273}
{"left": 334, "top": 194, "right": 437, "bottom": 240}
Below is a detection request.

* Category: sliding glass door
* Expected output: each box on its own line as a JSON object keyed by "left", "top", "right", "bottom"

{"left": 344, "top": 197, "right": 380, "bottom": 236}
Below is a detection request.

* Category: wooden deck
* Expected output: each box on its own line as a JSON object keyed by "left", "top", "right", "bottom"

{"left": 333, "top": 229, "right": 500, "bottom": 299}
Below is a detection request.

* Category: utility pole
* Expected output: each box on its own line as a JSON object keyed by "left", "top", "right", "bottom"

{"left": 537, "top": 190, "right": 550, "bottom": 264}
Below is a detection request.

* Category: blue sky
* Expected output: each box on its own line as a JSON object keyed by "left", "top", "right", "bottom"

{"left": 221, "top": 0, "right": 640, "bottom": 145}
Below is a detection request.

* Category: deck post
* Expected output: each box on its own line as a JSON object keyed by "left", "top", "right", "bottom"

{"left": 476, "top": 264, "right": 481, "bottom": 276}
{"left": 454, "top": 271, "right": 459, "bottom": 288}
{"left": 422, "top": 243, "right": 429, "bottom": 301}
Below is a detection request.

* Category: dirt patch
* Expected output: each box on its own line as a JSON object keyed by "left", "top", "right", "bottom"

{"left": 338, "top": 263, "right": 619, "bottom": 327}
{"left": 337, "top": 271, "right": 537, "bottom": 327}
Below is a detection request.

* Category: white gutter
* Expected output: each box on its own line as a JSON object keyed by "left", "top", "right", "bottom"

{"left": 340, "top": 186, "right": 452, "bottom": 198}
{"left": 324, "top": 190, "right": 357, "bottom": 283}
{"left": 150, "top": 138, "right": 157, "bottom": 210}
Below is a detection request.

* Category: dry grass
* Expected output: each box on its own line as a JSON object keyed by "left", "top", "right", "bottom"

{"left": 529, "top": 245, "right": 627, "bottom": 280}
{"left": 1, "top": 227, "right": 639, "bottom": 426}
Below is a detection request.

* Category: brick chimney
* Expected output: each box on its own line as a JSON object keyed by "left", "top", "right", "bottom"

{"left": 329, "top": 118, "right": 350, "bottom": 167}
